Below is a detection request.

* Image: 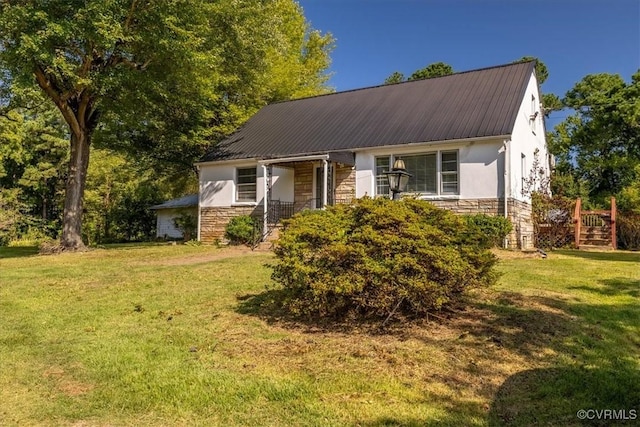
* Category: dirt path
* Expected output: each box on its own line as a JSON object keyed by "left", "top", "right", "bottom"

{"left": 142, "top": 245, "right": 274, "bottom": 267}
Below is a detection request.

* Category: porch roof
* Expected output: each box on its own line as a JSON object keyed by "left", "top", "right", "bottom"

{"left": 257, "top": 151, "right": 355, "bottom": 166}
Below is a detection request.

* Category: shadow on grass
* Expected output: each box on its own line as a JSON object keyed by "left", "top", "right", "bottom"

{"left": 237, "top": 276, "right": 640, "bottom": 425}
{"left": 555, "top": 250, "right": 640, "bottom": 263}
{"left": 569, "top": 278, "right": 640, "bottom": 298}
{"left": 235, "top": 289, "right": 421, "bottom": 334}
{"left": 488, "top": 366, "right": 640, "bottom": 426}
{"left": 0, "top": 246, "right": 39, "bottom": 259}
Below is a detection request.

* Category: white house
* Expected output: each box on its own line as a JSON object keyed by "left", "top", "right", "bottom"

{"left": 195, "top": 61, "right": 550, "bottom": 249}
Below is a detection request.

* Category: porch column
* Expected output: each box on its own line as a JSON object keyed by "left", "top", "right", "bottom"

{"left": 262, "top": 164, "right": 269, "bottom": 239}
{"left": 322, "top": 159, "right": 328, "bottom": 208}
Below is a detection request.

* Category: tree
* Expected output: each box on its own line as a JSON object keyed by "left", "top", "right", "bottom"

{"left": 408, "top": 62, "right": 454, "bottom": 81}
{"left": 0, "top": 0, "right": 333, "bottom": 250}
{"left": 0, "top": 103, "right": 67, "bottom": 229}
{"left": 512, "top": 56, "right": 562, "bottom": 118}
{"left": 384, "top": 71, "right": 405, "bottom": 85}
{"left": 384, "top": 62, "right": 453, "bottom": 84}
{"left": 549, "top": 70, "right": 640, "bottom": 205}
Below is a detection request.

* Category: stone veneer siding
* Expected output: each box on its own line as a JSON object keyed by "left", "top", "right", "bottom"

{"left": 199, "top": 205, "right": 263, "bottom": 243}
{"left": 334, "top": 164, "right": 356, "bottom": 203}
{"left": 292, "top": 162, "right": 314, "bottom": 211}
{"left": 291, "top": 161, "right": 356, "bottom": 210}
{"left": 428, "top": 198, "right": 534, "bottom": 249}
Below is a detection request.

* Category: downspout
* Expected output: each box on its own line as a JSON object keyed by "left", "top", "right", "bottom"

{"left": 262, "top": 164, "right": 268, "bottom": 240}
{"left": 196, "top": 164, "right": 201, "bottom": 242}
{"left": 503, "top": 140, "right": 510, "bottom": 249}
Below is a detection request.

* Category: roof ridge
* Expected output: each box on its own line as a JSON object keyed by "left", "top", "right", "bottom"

{"left": 269, "top": 60, "right": 536, "bottom": 105}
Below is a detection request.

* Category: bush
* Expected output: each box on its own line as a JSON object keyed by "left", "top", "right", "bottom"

{"left": 173, "top": 211, "right": 197, "bottom": 241}
{"left": 464, "top": 214, "right": 512, "bottom": 248}
{"left": 271, "top": 198, "right": 499, "bottom": 320}
{"left": 617, "top": 213, "right": 640, "bottom": 250}
{"left": 225, "top": 215, "right": 259, "bottom": 245}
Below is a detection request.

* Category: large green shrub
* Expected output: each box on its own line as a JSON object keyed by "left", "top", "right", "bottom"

{"left": 224, "top": 215, "right": 259, "bottom": 245}
{"left": 464, "top": 213, "right": 512, "bottom": 248}
{"left": 271, "top": 198, "right": 499, "bottom": 320}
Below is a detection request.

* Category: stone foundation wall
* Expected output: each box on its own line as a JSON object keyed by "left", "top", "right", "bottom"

{"left": 199, "top": 205, "right": 263, "bottom": 243}
{"left": 428, "top": 198, "right": 533, "bottom": 249}
{"left": 508, "top": 199, "right": 534, "bottom": 250}
{"left": 335, "top": 164, "right": 356, "bottom": 203}
{"left": 293, "top": 162, "right": 314, "bottom": 211}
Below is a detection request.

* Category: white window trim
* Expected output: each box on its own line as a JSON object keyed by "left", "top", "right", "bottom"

{"left": 235, "top": 166, "right": 257, "bottom": 204}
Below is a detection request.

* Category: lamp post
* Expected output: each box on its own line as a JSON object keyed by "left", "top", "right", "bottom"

{"left": 384, "top": 159, "right": 412, "bottom": 200}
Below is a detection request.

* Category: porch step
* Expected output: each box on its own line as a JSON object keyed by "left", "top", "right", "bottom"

{"left": 265, "top": 226, "right": 281, "bottom": 242}
{"left": 578, "top": 244, "right": 614, "bottom": 251}
{"left": 580, "top": 237, "right": 611, "bottom": 246}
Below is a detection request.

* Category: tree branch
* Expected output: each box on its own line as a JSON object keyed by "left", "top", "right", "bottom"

{"left": 34, "top": 65, "right": 82, "bottom": 137}
{"left": 124, "top": 0, "right": 139, "bottom": 31}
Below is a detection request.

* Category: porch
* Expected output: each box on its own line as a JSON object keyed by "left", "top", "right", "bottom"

{"left": 258, "top": 152, "right": 356, "bottom": 240}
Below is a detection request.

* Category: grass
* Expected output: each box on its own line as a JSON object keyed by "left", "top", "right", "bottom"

{"left": 0, "top": 245, "right": 638, "bottom": 426}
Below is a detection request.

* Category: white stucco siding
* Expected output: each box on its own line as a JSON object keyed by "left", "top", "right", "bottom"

{"left": 271, "top": 166, "right": 294, "bottom": 203}
{"left": 198, "top": 161, "right": 295, "bottom": 207}
{"left": 509, "top": 72, "right": 550, "bottom": 202}
{"left": 354, "top": 139, "right": 503, "bottom": 200}
{"left": 156, "top": 208, "right": 197, "bottom": 238}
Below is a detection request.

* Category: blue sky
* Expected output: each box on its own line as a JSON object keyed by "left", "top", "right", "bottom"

{"left": 298, "top": 0, "right": 640, "bottom": 127}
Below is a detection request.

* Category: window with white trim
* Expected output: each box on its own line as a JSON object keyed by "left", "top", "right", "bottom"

{"left": 440, "top": 151, "right": 459, "bottom": 194}
{"left": 375, "top": 156, "right": 390, "bottom": 197}
{"left": 374, "top": 151, "right": 459, "bottom": 196}
{"left": 236, "top": 167, "right": 257, "bottom": 202}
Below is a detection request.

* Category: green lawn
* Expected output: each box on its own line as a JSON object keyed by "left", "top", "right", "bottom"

{"left": 0, "top": 245, "right": 638, "bottom": 426}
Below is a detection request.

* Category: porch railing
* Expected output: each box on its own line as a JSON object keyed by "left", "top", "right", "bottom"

{"left": 267, "top": 200, "right": 295, "bottom": 224}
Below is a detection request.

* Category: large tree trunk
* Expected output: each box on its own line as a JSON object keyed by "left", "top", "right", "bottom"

{"left": 61, "top": 131, "right": 91, "bottom": 250}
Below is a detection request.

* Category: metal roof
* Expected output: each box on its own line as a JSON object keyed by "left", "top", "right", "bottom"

{"left": 150, "top": 194, "right": 198, "bottom": 210}
{"left": 200, "top": 61, "right": 536, "bottom": 163}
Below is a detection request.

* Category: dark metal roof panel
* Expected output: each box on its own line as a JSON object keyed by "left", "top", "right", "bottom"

{"left": 201, "top": 61, "right": 535, "bottom": 162}
{"left": 150, "top": 194, "right": 198, "bottom": 210}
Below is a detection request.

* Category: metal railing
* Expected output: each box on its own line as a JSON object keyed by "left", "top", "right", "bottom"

{"left": 267, "top": 200, "right": 295, "bottom": 224}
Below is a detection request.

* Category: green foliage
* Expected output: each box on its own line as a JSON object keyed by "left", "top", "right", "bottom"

{"left": 0, "top": 0, "right": 334, "bottom": 247}
{"left": 83, "top": 149, "right": 166, "bottom": 245}
{"left": 549, "top": 70, "right": 640, "bottom": 205}
{"left": 0, "top": 105, "right": 68, "bottom": 222}
{"left": 463, "top": 214, "right": 512, "bottom": 248}
{"left": 408, "top": 62, "right": 454, "bottom": 81}
{"left": 384, "top": 62, "right": 453, "bottom": 84}
{"left": 617, "top": 213, "right": 640, "bottom": 250}
{"left": 225, "top": 215, "right": 259, "bottom": 245}
{"left": 513, "top": 56, "right": 549, "bottom": 84}
{"left": 384, "top": 71, "right": 404, "bottom": 85}
{"left": 271, "top": 198, "right": 499, "bottom": 320}
{"left": 0, "top": 188, "right": 58, "bottom": 246}
{"left": 173, "top": 211, "right": 198, "bottom": 241}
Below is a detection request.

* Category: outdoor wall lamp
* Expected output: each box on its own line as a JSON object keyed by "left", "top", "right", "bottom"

{"left": 385, "top": 158, "right": 412, "bottom": 200}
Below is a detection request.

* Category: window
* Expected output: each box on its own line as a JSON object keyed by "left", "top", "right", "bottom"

{"left": 374, "top": 151, "right": 459, "bottom": 196}
{"left": 375, "top": 157, "right": 390, "bottom": 197}
{"left": 403, "top": 153, "right": 437, "bottom": 194}
{"left": 236, "top": 167, "right": 257, "bottom": 202}
{"left": 530, "top": 95, "right": 537, "bottom": 132}
{"left": 440, "top": 151, "right": 458, "bottom": 194}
